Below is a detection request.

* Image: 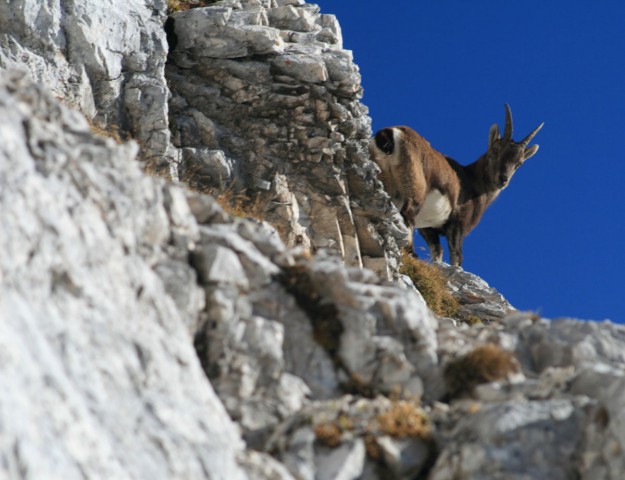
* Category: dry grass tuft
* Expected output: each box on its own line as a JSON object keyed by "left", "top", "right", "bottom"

{"left": 313, "top": 401, "right": 430, "bottom": 452}
{"left": 399, "top": 252, "right": 458, "bottom": 318}
{"left": 88, "top": 119, "right": 124, "bottom": 144}
{"left": 464, "top": 315, "right": 483, "bottom": 325}
{"left": 313, "top": 414, "right": 354, "bottom": 448}
{"left": 314, "top": 421, "right": 343, "bottom": 448}
{"left": 376, "top": 401, "right": 430, "bottom": 439}
{"left": 444, "top": 344, "right": 520, "bottom": 398}
{"left": 167, "top": 0, "right": 216, "bottom": 13}
{"left": 141, "top": 157, "right": 171, "bottom": 178}
{"left": 211, "top": 185, "right": 265, "bottom": 221}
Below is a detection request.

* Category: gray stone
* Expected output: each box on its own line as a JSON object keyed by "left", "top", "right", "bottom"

{"left": 376, "top": 435, "right": 431, "bottom": 479}
{"left": 154, "top": 259, "right": 205, "bottom": 334}
{"left": 185, "top": 190, "right": 232, "bottom": 225}
{"left": 316, "top": 14, "right": 343, "bottom": 47}
{"left": 430, "top": 398, "right": 588, "bottom": 480}
{"left": 280, "top": 427, "right": 316, "bottom": 480}
{"left": 180, "top": 147, "right": 234, "bottom": 189}
{"left": 302, "top": 256, "right": 438, "bottom": 397}
{"left": 238, "top": 450, "right": 297, "bottom": 480}
{"left": 235, "top": 217, "right": 285, "bottom": 258}
{"left": 511, "top": 317, "right": 625, "bottom": 372}
{"left": 0, "top": 0, "right": 172, "bottom": 163}
{"left": 276, "top": 0, "right": 306, "bottom": 7}
{"left": 438, "top": 262, "right": 515, "bottom": 322}
{"left": 171, "top": 6, "right": 285, "bottom": 58}
{"left": 193, "top": 243, "right": 250, "bottom": 288}
{"left": 324, "top": 51, "right": 361, "bottom": 90}
{"left": 0, "top": 70, "right": 246, "bottom": 480}
{"left": 197, "top": 224, "right": 281, "bottom": 286}
{"left": 268, "top": 5, "right": 318, "bottom": 32}
{"left": 315, "top": 439, "right": 366, "bottom": 480}
{"left": 570, "top": 364, "right": 625, "bottom": 479}
{"left": 271, "top": 53, "right": 329, "bottom": 83}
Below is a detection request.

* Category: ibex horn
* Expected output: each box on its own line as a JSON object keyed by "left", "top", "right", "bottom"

{"left": 520, "top": 122, "right": 544, "bottom": 146}
{"left": 503, "top": 103, "right": 513, "bottom": 140}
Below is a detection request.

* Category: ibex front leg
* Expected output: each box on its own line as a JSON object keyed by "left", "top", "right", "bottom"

{"left": 419, "top": 228, "right": 443, "bottom": 263}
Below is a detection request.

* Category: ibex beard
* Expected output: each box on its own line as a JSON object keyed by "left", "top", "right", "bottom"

{"left": 369, "top": 104, "right": 543, "bottom": 267}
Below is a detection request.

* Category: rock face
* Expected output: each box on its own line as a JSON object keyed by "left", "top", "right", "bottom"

{"left": 0, "top": 69, "right": 438, "bottom": 478}
{"left": 430, "top": 314, "right": 625, "bottom": 480}
{"left": 166, "top": 0, "right": 408, "bottom": 277}
{"left": 0, "top": 0, "right": 174, "bottom": 168}
{"left": 0, "top": 70, "right": 245, "bottom": 480}
{"left": 3, "top": 2, "right": 625, "bottom": 480}
{"left": 0, "top": 0, "right": 406, "bottom": 277}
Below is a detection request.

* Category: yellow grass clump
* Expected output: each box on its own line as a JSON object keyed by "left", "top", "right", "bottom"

{"left": 376, "top": 400, "right": 430, "bottom": 439}
{"left": 444, "top": 343, "right": 520, "bottom": 398}
{"left": 167, "top": 0, "right": 215, "bottom": 13}
{"left": 399, "top": 252, "right": 458, "bottom": 318}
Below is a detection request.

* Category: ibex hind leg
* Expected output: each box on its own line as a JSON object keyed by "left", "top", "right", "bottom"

{"left": 419, "top": 228, "right": 443, "bottom": 263}
{"left": 445, "top": 226, "right": 464, "bottom": 267}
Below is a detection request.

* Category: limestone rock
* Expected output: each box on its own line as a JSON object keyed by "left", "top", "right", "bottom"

{"left": 507, "top": 316, "right": 625, "bottom": 372}
{"left": 0, "top": 0, "right": 173, "bottom": 165}
{"left": 5, "top": 3, "right": 625, "bottom": 480}
{"left": 0, "top": 70, "right": 246, "bottom": 480}
{"left": 0, "top": 0, "right": 407, "bottom": 277}
{"left": 167, "top": 0, "right": 406, "bottom": 277}
{"left": 430, "top": 398, "right": 589, "bottom": 480}
{"left": 238, "top": 450, "right": 297, "bottom": 480}
{"left": 315, "top": 440, "right": 366, "bottom": 480}
{"left": 438, "top": 262, "right": 515, "bottom": 323}
{"left": 376, "top": 435, "right": 431, "bottom": 479}
{"left": 268, "top": 395, "right": 433, "bottom": 480}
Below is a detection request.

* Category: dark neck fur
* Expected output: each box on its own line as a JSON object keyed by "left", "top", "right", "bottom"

{"left": 464, "top": 153, "right": 499, "bottom": 198}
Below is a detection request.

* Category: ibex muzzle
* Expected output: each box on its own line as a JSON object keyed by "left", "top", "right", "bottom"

{"left": 369, "top": 104, "right": 543, "bottom": 267}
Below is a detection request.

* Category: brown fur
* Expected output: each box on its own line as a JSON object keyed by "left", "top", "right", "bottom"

{"left": 370, "top": 106, "right": 542, "bottom": 266}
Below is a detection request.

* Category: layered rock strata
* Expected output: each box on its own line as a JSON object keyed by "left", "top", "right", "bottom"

{"left": 166, "top": 0, "right": 408, "bottom": 277}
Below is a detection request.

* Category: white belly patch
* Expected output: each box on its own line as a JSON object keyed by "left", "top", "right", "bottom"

{"left": 413, "top": 189, "right": 452, "bottom": 228}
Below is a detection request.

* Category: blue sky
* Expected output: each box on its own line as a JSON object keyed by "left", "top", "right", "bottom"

{"left": 314, "top": 1, "right": 625, "bottom": 323}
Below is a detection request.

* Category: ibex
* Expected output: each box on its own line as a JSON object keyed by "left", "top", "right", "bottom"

{"left": 369, "top": 104, "right": 543, "bottom": 267}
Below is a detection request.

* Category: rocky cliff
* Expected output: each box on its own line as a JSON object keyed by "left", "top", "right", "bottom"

{"left": 2, "top": 1, "right": 625, "bottom": 479}
{"left": 0, "top": 0, "right": 407, "bottom": 279}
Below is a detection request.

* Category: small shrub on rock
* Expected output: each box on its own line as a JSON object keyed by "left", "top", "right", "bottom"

{"left": 444, "top": 344, "right": 520, "bottom": 398}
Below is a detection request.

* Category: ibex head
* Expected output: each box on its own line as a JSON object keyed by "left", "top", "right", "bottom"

{"left": 485, "top": 104, "right": 543, "bottom": 190}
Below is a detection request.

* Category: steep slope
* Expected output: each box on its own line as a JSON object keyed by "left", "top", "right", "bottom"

{"left": 2, "top": 2, "right": 625, "bottom": 479}
{"left": 0, "top": 0, "right": 408, "bottom": 277}
{"left": 166, "top": 0, "right": 407, "bottom": 276}
{"left": 0, "top": 69, "right": 246, "bottom": 480}
{"left": 0, "top": 0, "right": 174, "bottom": 166}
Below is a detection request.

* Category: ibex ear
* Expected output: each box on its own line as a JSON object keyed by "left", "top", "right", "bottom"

{"left": 523, "top": 144, "right": 539, "bottom": 161}
{"left": 488, "top": 124, "right": 500, "bottom": 148}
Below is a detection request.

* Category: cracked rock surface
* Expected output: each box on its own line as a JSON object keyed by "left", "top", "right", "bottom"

{"left": 167, "top": 0, "right": 408, "bottom": 278}
{"left": 2, "top": 2, "right": 625, "bottom": 479}
{"left": 0, "top": 0, "right": 174, "bottom": 167}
